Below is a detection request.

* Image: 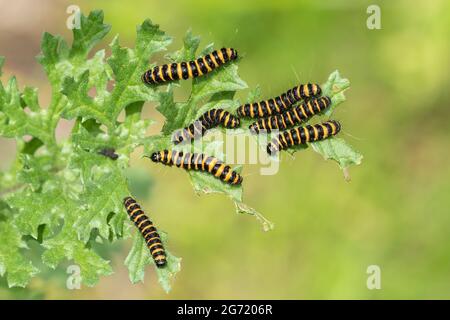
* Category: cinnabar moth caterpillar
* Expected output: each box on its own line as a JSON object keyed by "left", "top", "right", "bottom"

{"left": 123, "top": 197, "right": 167, "bottom": 268}
{"left": 236, "top": 83, "right": 322, "bottom": 119}
{"left": 149, "top": 150, "right": 243, "bottom": 185}
{"left": 249, "top": 96, "right": 332, "bottom": 134}
{"left": 173, "top": 108, "right": 240, "bottom": 144}
{"left": 142, "top": 48, "right": 238, "bottom": 85}
{"left": 267, "top": 120, "right": 341, "bottom": 155}
{"left": 98, "top": 147, "right": 118, "bottom": 160}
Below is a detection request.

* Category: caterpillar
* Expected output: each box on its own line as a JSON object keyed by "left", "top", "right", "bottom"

{"left": 98, "top": 147, "right": 118, "bottom": 160}
{"left": 173, "top": 108, "right": 240, "bottom": 144}
{"left": 267, "top": 120, "right": 341, "bottom": 155}
{"left": 249, "top": 96, "right": 332, "bottom": 134}
{"left": 142, "top": 48, "right": 238, "bottom": 85}
{"left": 149, "top": 150, "right": 243, "bottom": 185}
{"left": 123, "top": 197, "right": 167, "bottom": 268}
{"left": 236, "top": 83, "right": 322, "bottom": 119}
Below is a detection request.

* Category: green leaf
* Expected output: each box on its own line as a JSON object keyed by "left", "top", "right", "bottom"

{"left": 21, "top": 87, "right": 41, "bottom": 112}
{"left": 235, "top": 202, "right": 274, "bottom": 232}
{"left": 74, "top": 164, "right": 129, "bottom": 241}
{"left": 310, "top": 70, "right": 362, "bottom": 178}
{"left": 321, "top": 69, "right": 351, "bottom": 116}
{"left": 0, "top": 77, "right": 53, "bottom": 146}
{"left": 62, "top": 70, "right": 113, "bottom": 128}
{"left": 0, "top": 10, "right": 181, "bottom": 290}
{"left": 42, "top": 234, "right": 113, "bottom": 287}
{"left": 125, "top": 230, "right": 181, "bottom": 293}
{"left": 192, "top": 61, "right": 248, "bottom": 100}
{"left": 37, "top": 33, "right": 69, "bottom": 80}
{"left": 40, "top": 197, "right": 114, "bottom": 287}
{"left": 70, "top": 10, "right": 111, "bottom": 59}
{"left": 310, "top": 137, "right": 363, "bottom": 181}
{"left": 156, "top": 87, "right": 179, "bottom": 135}
{"left": 0, "top": 222, "right": 39, "bottom": 287}
{"left": 7, "top": 186, "right": 64, "bottom": 238}
{"left": 107, "top": 19, "right": 172, "bottom": 120}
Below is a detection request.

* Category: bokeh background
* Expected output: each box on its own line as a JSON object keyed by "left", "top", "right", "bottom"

{"left": 0, "top": 0, "right": 449, "bottom": 299}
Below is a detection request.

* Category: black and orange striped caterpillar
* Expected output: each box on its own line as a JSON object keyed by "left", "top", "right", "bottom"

{"left": 142, "top": 48, "right": 238, "bottom": 85}
{"left": 149, "top": 150, "right": 243, "bottom": 185}
{"left": 123, "top": 197, "right": 167, "bottom": 268}
{"left": 236, "top": 83, "right": 322, "bottom": 119}
{"left": 173, "top": 108, "right": 240, "bottom": 144}
{"left": 267, "top": 120, "right": 341, "bottom": 155}
{"left": 249, "top": 96, "right": 332, "bottom": 134}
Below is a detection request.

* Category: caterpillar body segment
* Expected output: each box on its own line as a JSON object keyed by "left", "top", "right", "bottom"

{"left": 249, "top": 96, "right": 332, "bottom": 134}
{"left": 142, "top": 48, "right": 238, "bottom": 85}
{"left": 267, "top": 120, "right": 341, "bottom": 155}
{"left": 236, "top": 83, "right": 322, "bottom": 119}
{"left": 123, "top": 197, "right": 167, "bottom": 268}
{"left": 173, "top": 108, "right": 240, "bottom": 144}
{"left": 149, "top": 150, "right": 243, "bottom": 185}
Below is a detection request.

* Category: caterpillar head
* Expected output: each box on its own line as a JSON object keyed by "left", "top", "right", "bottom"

{"left": 123, "top": 196, "right": 133, "bottom": 206}
{"left": 231, "top": 48, "right": 238, "bottom": 60}
{"left": 172, "top": 131, "right": 184, "bottom": 145}
{"left": 330, "top": 120, "right": 341, "bottom": 134}
{"left": 248, "top": 122, "right": 260, "bottom": 135}
{"left": 267, "top": 143, "right": 279, "bottom": 156}
{"left": 150, "top": 152, "right": 161, "bottom": 162}
{"left": 155, "top": 257, "right": 167, "bottom": 268}
{"left": 226, "top": 48, "right": 238, "bottom": 61}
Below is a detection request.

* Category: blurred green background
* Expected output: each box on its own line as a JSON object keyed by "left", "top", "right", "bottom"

{"left": 0, "top": 0, "right": 449, "bottom": 299}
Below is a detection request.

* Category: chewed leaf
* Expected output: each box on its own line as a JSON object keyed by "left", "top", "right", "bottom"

{"left": 322, "top": 70, "right": 350, "bottom": 116}
{"left": 189, "top": 170, "right": 242, "bottom": 201}
{"left": 155, "top": 234, "right": 182, "bottom": 294}
{"left": 311, "top": 137, "right": 363, "bottom": 172}
{"left": 309, "top": 70, "right": 363, "bottom": 178}
{"left": 189, "top": 171, "right": 273, "bottom": 231}
{"left": 282, "top": 70, "right": 362, "bottom": 178}
{"left": 125, "top": 230, "right": 181, "bottom": 293}
{"left": 235, "top": 202, "right": 274, "bottom": 232}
